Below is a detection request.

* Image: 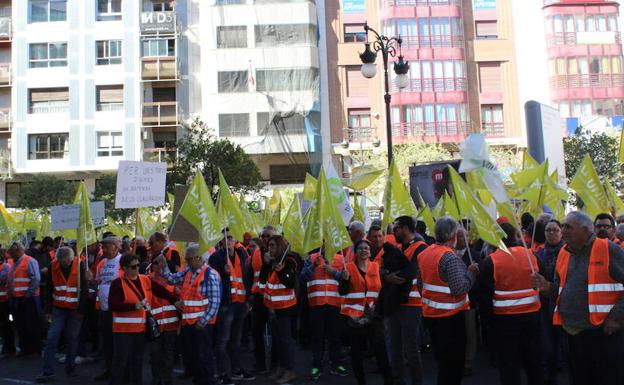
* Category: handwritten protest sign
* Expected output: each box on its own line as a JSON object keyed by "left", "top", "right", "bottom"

{"left": 115, "top": 161, "right": 167, "bottom": 209}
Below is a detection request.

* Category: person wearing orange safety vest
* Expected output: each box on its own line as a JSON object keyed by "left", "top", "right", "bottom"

{"left": 7, "top": 241, "right": 42, "bottom": 356}
{"left": 478, "top": 223, "right": 544, "bottom": 385}
{"left": 338, "top": 239, "right": 392, "bottom": 385}
{"left": 533, "top": 211, "right": 624, "bottom": 385}
{"left": 300, "top": 248, "right": 347, "bottom": 379}
{"left": 261, "top": 235, "right": 298, "bottom": 384}
{"left": 209, "top": 229, "right": 254, "bottom": 384}
{"left": 382, "top": 216, "right": 428, "bottom": 385}
{"left": 0, "top": 254, "right": 14, "bottom": 356}
{"left": 157, "top": 243, "right": 222, "bottom": 385}
{"left": 417, "top": 217, "right": 478, "bottom": 385}
{"left": 148, "top": 232, "right": 181, "bottom": 273}
{"left": 344, "top": 221, "right": 366, "bottom": 263}
{"left": 36, "top": 247, "right": 89, "bottom": 383}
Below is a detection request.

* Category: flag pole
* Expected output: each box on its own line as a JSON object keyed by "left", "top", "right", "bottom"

{"left": 450, "top": 183, "right": 474, "bottom": 264}
{"left": 518, "top": 230, "right": 536, "bottom": 275}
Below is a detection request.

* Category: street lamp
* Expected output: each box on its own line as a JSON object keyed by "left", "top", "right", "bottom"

{"left": 359, "top": 22, "right": 409, "bottom": 166}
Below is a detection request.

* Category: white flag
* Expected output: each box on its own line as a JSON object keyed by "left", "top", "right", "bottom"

{"left": 324, "top": 161, "right": 354, "bottom": 226}
{"left": 459, "top": 134, "right": 509, "bottom": 203}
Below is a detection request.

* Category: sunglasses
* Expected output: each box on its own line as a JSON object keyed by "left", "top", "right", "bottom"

{"left": 127, "top": 264, "right": 139, "bottom": 270}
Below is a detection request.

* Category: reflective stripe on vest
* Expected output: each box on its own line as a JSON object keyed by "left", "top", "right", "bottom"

{"left": 51, "top": 259, "right": 80, "bottom": 310}
{"left": 263, "top": 271, "right": 297, "bottom": 310}
{"left": 306, "top": 253, "right": 344, "bottom": 307}
{"left": 491, "top": 246, "right": 541, "bottom": 315}
{"left": 227, "top": 253, "right": 246, "bottom": 303}
{"left": 10, "top": 255, "right": 40, "bottom": 298}
{"left": 0, "top": 260, "right": 11, "bottom": 302}
{"left": 149, "top": 274, "right": 180, "bottom": 331}
{"left": 112, "top": 275, "right": 153, "bottom": 333}
{"left": 180, "top": 265, "right": 216, "bottom": 326}
{"left": 402, "top": 240, "right": 426, "bottom": 307}
{"left": 418, "top": 244, "right": 469, "bottom": 318}
{"left": 340, "top": 261, "right": 381, "bottom": 318}
{"left": 251, "top": 249, "right": 264, "bottom": 294}
{"left": 553, "top": 238, "right": 624, "bottom": 326}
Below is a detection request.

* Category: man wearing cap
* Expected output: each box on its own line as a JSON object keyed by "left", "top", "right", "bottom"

{"left": 92, "top": 236, "right": 123, "bottom": 382}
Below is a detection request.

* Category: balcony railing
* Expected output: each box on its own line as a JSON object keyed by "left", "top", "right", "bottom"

{"left": 142, "top": 101, "right": 179, "bottom": 127}
{"left": 383, "top": 0, "right": 461, "bottom": 6}
{"left": 142, "top": 57, "right": 178, "bottom": 81}
{"left": 391, "top": 121, "right": 469, "bottom": 142}
{"left": 392, "top": 77, "right": 467, "bottom": 93}
{"left": 546, "top": 31, "right": 621, "bottom": 47}
{"left": 0, "top": 63, "right": 10, "bottom": 86}
{"left": 143, "top": 147, "right": 178, "bottom": 166}
{"left": 0, "top": 17, "right": 10, "bottom": 41}
{"left": 97, "top": 102, "right": 124, "bottom": 112}
{"left": 29, "top": 102, "right": 69, "bottom": 114}
{"left": 549, "top": 74, "right": 624, "bottom": 89}
{"left": 344, "top": 127, "right": 374, "bottom": 143}
{"left": 0, "top": 108, "right": 10, "bottom": 131}
{"left": 482, "top": 122, "right": 505, "bottom": 138}
{"left": 401, "top": 34, "right": 464, "bottom": 49}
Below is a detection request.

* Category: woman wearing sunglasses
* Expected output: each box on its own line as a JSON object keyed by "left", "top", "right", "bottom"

{"left": 107, "top": 254, "right": 177, "bottom": 385}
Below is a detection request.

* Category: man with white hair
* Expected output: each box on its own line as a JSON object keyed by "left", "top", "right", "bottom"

{"left": 533, "top": 211, "right": 624, "bottom": 385}
{"left": 345, "top": 221, "right": 366, "bottom": 262}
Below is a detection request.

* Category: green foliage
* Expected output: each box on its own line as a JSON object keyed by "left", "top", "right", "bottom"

{"left": 93, "top": 174, "right": 134, "bottom": 223}
{"left": 19, "top": 174, "right": 77, "bottom": 210}
{"left": 168, "top": 118, "right": 263, "bottom": 196}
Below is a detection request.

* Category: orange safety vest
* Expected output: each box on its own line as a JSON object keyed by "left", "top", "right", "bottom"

{"left": 0, "top": 259, "right": 12, "bottom": 302}
{"left": 149, "top": 274, "right": 179, "bottom": 331}
{"left": 373, "top": 248, "right": 385, "bottom": 264}
{"left": 418, "top": 244, "right": 469, "bottom": 318}
{"left": 532, "top": 243, "right": 544, "bottom": 253}
{"left": 490, "top": 246, "right": 541, "bottom": 315}
{"left": 51, "top": 258, "right": 80, "bottom": 310}
{"left": 340, "top": 261, "right": 381, "bottom": 318}
{"left": 385, "top": 234, "right": 400, "bottom": 248}
{"left": 95, "top": 257, "right": 124, "bottom": 310}
{"left": 251, "top": 249, "right": 265, "bottom": 294}
{"left": 402, "top": 240, "right": 426, "bottom": 307}
{"left": 553, "top": 238, "right": 624, "bottom": 326}
{"left": 307, "top": 253, "right": 344, "bottom": 307}
{"left": 263, "top": 270, "right": 297, "bottom": 310}
{"left": 10, "top": 255, "right": 40, "bottom": 298}
{"left": 112, "top": 275, "right": 153, "bottom": 333}
{"left": 344, "top": 246, "right": 356, "bottom": 264}
{"left": 227, "top": 253, "right": 246, "bottom": 303}
{"left": 180, "top": 265, "right": 217, "bottom": 326}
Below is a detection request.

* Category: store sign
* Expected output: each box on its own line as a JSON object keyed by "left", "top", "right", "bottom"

{"left": 342, "top": 0, "right": 365, "bottom": 13}
{"left": 473, "top": 0, "right": 496, "bottom": 9}
{"left": 140, "top": 11, "right": 175, "bottom": 33}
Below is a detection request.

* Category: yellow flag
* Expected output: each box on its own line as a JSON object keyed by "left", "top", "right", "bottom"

{"left": 179, "top": 171, "right": 222, "bottom": 252}
{"left": 605, "top": 180, "right": 624, "bottom": 216}
{"left": 496, "top": 201, "right": 520, "bottom": 229}
{"left": 0, "top": 201, "right": 17, "bottom": 245}
{"left": 382, "top": 161, "right": 418, "bottom": 230}
{"left": 74, "top": 182, "right": 97, "bottom": 254}
{"left": 570, "top": 155, "right": 610, "bottom": 218}
{"left": 619, "top": 128, "right": 624, "bottom": 163}
{"left": 303, "top": 173, "right": 317, "bottom": 202}
{"left": 350, "top": 165, "right": 385, "bottom": 191}
{"left": 511, "top": 161, "right": 548, "bottom": 191}
{"left": 318, "top": 169, "right": 351, "bottom": 260}
{"left": 522, "top": 151, "right": 540, "bottom": 170}
{"left": 416, "top": 191, "right": 435, "bottom": 235}
{"left": 282, "top": 197, "right": 305, "bottom": 256}
{"left": 217, "top": 169, "right": 246, "bottom": 241}
{"left": 442, "top": 190, "right": 460, "bottom": 220}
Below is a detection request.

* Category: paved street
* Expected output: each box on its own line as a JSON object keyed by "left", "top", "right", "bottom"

{"left": 0, "top": 344, "right": 540, "bottom": 385}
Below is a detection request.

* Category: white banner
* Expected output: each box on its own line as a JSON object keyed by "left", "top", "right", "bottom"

{"left": 51, "top": 204, "right": 80, "bottom": 231}
{"left": 115, "top": 161, "right": 167, "bottom": 209}
{"left": 91, "top": 201, "right": 105, "bottom": 228}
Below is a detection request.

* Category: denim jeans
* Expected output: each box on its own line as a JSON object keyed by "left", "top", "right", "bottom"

{"left": 270, "top": 310, "right": 296, "bottom": 371}
{"left": 42, "top": 307, "right": 83, "bottom": 375}
{"left": 309, "top": 305, "right": 342, "bottom": 368}
{"left": 181, "top": 324, "right": 217, "bottom": 385}
{"left": 215, "top": 302, "right": 246, "bottom": 375}
{"left": 110, "top": 332, "right": 146, "bottom": 385}
{"left": 384, "top": 306, "right": 423, "bottom": 385}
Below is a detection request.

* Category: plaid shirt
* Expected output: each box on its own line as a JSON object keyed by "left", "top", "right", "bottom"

{"left": 439, "top": 251, "right": 476, "bottom": 296}
{"left": 161, "top": 263, "right": 222, "bottom": 327}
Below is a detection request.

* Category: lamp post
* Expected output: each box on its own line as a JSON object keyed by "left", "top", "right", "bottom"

{"left": 359, "top": 22, "right": 409, "bottom": 167}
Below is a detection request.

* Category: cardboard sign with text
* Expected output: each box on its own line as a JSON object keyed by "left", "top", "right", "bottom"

{"left": 115, "top": 161, "right": 167, "bottom": 209}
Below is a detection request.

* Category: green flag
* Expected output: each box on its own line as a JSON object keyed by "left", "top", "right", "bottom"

{"left": 619, "top": 128, "right": 624, "bottom": 163}
{"left": 282, "top": 197, "right": 305, "bottom": 256}
{"left": 416, "top": 191, "right": 435, "bottom": 235}
{"left": 317, "top": 169, "right": 351, "bottom": 261}
{"left": 350, "top": 165, "right": 385, "bottom": 191}
{"left": 217, "top": 169, "right": 246, "bottom": 241}
{"left": 0, "top": 201, "right": 17, "bottom": 245}
{"left": 179, "top": 171, "right": 222, "bottom": 252}
{"left": 74, "top": 182, "right": 97, "bottom": 254}
{"left": 570, "top": 155, "right": 610, "bottom": 218}
{"left": 382, "top": 160, "right": 418, "bottom": 230}
{"left": 605, "top": 180, "right": 624, "bottom": 216}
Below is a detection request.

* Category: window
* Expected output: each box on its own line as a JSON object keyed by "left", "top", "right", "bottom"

{"left": 29, "top": 88, "right": 69, "bottom": 114}
{"left": 347, "top": 109, "right": 372, "bottom": 141}
{"left": 96, "top": 40, "right": 122, "bottom": 65}
{"left": 29, "top": 42, "right": 68, "bottom": 68}
{"left": 255, "top": 24, "right": 317, "bottom": 47}
{"left": 478, "top": 62, "right": 501, "bottom": 93}
{"left": 219, "top": 114, "right": 249, "bottom": 137}
{"left": 346, "top": 66, "right": 367, "bottom": 97}
{"left": 97, "top": 0, "right": 122, "bottom": 21}
{"left": 218, "top": 71, "right": 248, "bottom": 93}
{"left": 217, "top": 26, "right": 247, "bottom": 48}
{"left": 5, "top": 182, "right": 20, "bottom": 208}
{"left": 97, "top": 131, "right": 123, "bottom": 157}
{"left": 475, "top": 21, "right": 497, "bottom": 39}
{"left": 96, "top": 85, "right": 123, "bottom": 111}
{"left": 256, "top": 68, "right": 318, "bottom": 92}
{"left": 142, "top": 39, "right": 175, "bottom": 57}
{"left": 29, "top": 0, "right": 67, "bottom": 23}
{"left": 344, "top": 24, "right": 366, "bottom": 43}
{"left": 151, "top": 2, "right": 174, "bottom": 11}
{"left": 481, "top": 104, "right": 503, "bottom": 128}
{"left": 28, "top": 133, "right": 69, "bottom": 160}
{"left": 257, "top": 112, "right": 306, "bottom": 136}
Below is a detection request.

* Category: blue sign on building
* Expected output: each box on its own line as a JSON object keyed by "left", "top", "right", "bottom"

{"left": 566, "top": 116, "right": 624, "bottom": 136}
{"left": 342, "top": 0, "right": 365, "bottom": 13}
{"left": 473, "top": 0, "right": 496, "bottom": 10}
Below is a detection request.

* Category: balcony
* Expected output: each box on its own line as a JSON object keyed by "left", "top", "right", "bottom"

{"left": 142, "top": 57, "right": 178, "bottom": 81}
{"left": 0, "top": 16, "right": 10, "bottom": 42}
{"left": 401, "top": 34, "right": 464, "bottom": 49}
{"left": 0, "top": 108, "right": 10, "bottom": 131}
{"left": 143, "top": 147, "right": 178, "bottom": 166}
{"left": 391, "top": 121, "right": 469, "bottom": 143}
{"left": 546, "top": 32, "right": 621, "bottom": 47}
{"left": 140, "top": 11, "right": 176, "bottom": 35}
{"left": 549, "top": 74, "right": 624, "bottom": 89}
{"left": 383, "top": 0, "right": 461, "bottom": 6}
{"left": 97, "top": 102, "right": 124, "bottom": 112}
{"left": 0, "top": 63, "right": 10, "bottom": 86}
{"left": 344, "top": 127, "right": 374, "bottom": 143}
{"left": 142, "top": 102, "right": 179, "bottom": 127}
{"left": 29, "top": 101, "right": 69, "bottom": 114}
{"left": 482, "top": 122, "right": 505, "bottom": 138}
{"left": 392, "top": 77, "right": 466, "bottom": 93}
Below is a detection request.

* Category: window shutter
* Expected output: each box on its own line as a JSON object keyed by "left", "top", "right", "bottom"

{"left": 478, "top": 63, "right": 501, "bottom": 93}
{"left": 97, "top": 85, "right": 124, "bottom": 103}
{"left": 30, "top": 88, "right": 69, "bottom": 102}
{"left": 476, "top": 21, "right": 497, "bottom": 38}
{"left": 346, "top": 66, "right": 368, "bottom": 97}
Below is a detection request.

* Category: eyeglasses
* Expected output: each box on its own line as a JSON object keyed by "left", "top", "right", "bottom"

{"left": 596, "top": 224, "right": 613, "bottom": 229}
{"left": 127, "top": 264, "right": 139, "bottom": 270}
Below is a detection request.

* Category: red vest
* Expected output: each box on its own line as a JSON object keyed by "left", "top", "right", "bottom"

{"left": 251, "top": 249, "right": 265, "bottom": 294}
{"left": 402, "top": 240, "right": 426, "bottom": 307}
{"left": 307, "top": 253, "right": 343, "bottom": 307}
{"left": 227, "top": 253, "right": 246, "bottom": 303}
{"left": 340, "top": 261, "right": 381, "bottom": 318}
{"left": 51, "top": 258, "right": 80, "bottom": 310}
{"left": 10, "top": 255, "right": 40, "bottom": 298}
{"left": 553, "top": 238, "right": 624, "bottom": 326}
{"left": 112, "top": 275, "right": 153, "bottom": 333}
{"left": 149, "top": 274, "right": 179, "bottom": 331}
{"left": 418, "top": 244, "right": 469, "bottom": 318}
{"left": 180, "top": 265, "right": 217, "bottom": 326}
{"left": 490, "top": 246, "right": 541, "bottom": 315}
{"left": 263, "top": 270, "right": 297, "bottom": 310}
